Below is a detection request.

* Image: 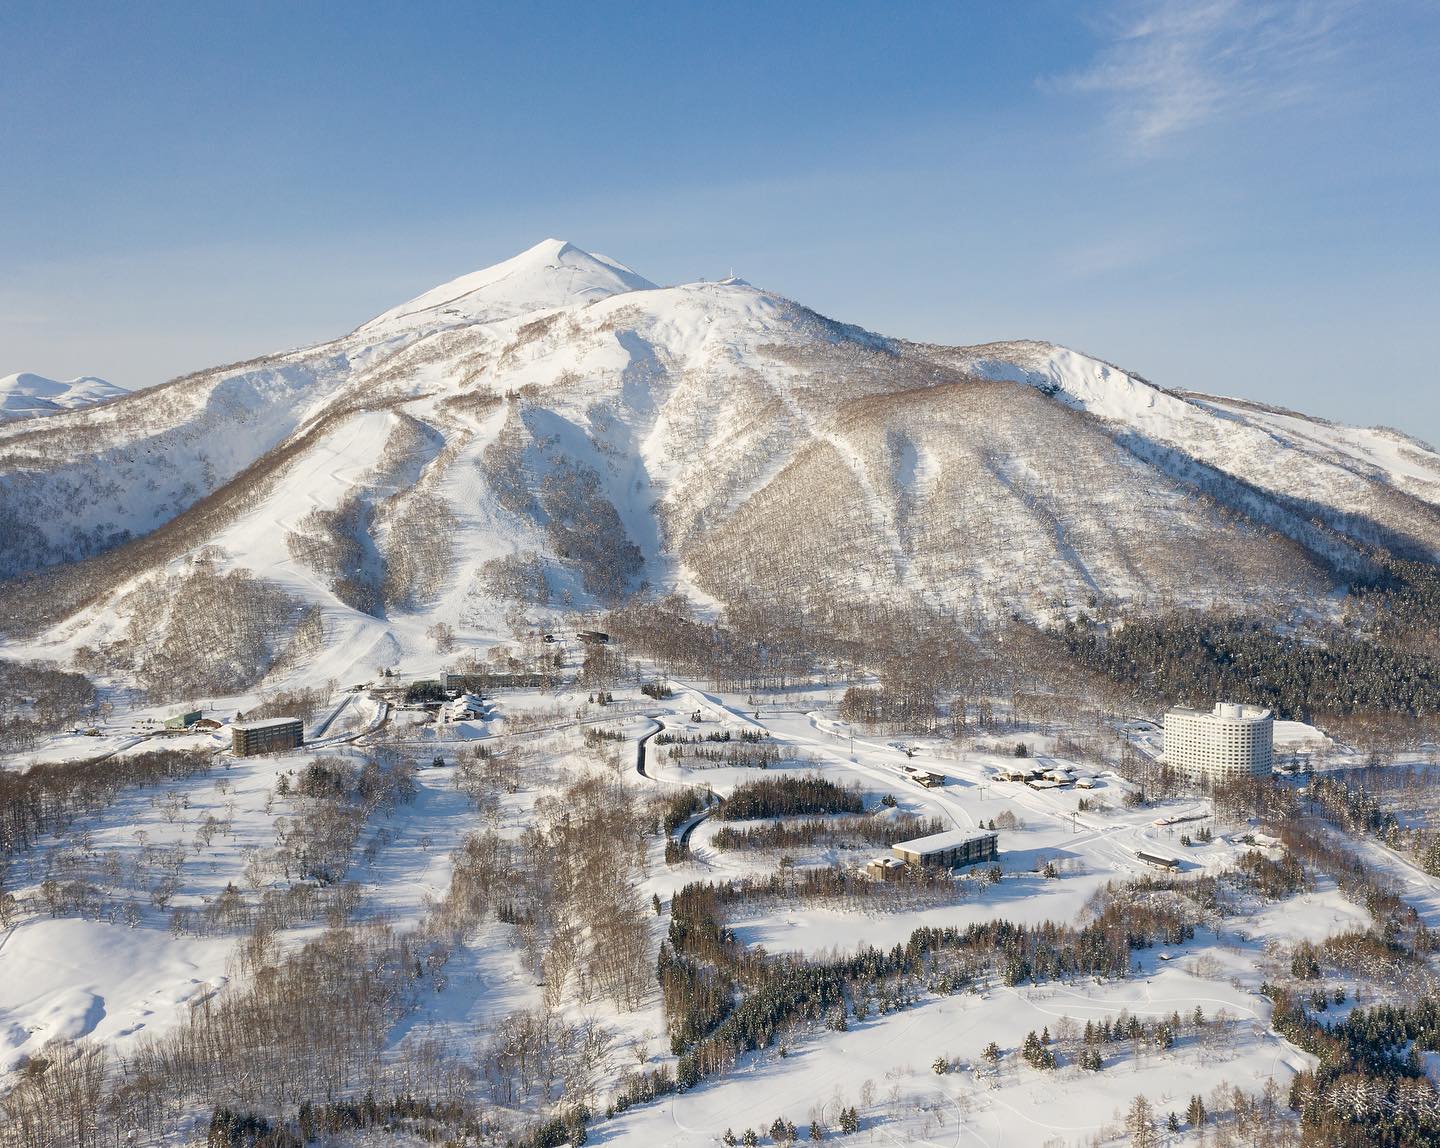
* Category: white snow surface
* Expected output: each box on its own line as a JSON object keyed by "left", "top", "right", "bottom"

{"left": 6, "top": 664, "right": 1424, "bottom": 1145}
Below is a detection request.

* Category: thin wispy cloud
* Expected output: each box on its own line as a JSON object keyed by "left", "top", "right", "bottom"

{"left": 1050, "top": 0, "right": 1355, "bottom": 148}
{"left": 1054, "top": 228, "right": 1187, "bottom": 281}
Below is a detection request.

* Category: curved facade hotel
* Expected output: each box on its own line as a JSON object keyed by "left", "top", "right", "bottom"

{"left": 1162, "top": 702, "right": 1274, "bottom": 780}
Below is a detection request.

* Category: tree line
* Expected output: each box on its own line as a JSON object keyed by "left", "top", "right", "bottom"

{"left": 625, "top": 854, "right": 1313, "bottom": 1111}
{"left": 716, "top": 775, "right": 863, "bottom": 821}
{"left": 0, "top": 747, "right": 212, "bottom": 862}
{"left": 0, "top": 659, "right": 97, "bottom": 752}
{"left": 712, "top": 814, "right": 944, "bottom": 852}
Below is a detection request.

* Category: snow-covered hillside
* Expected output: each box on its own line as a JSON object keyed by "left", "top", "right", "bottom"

{"left": 3, "top": 239, "right": 1440, "bottom": 690}
{"left": 0, "top": 372, "right": 127, "bottom": 420}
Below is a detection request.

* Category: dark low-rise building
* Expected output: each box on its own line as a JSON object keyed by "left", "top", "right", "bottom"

{"left": 442, "top": 670, "right": 542, "bottom": 693}
{"left": 892, "top": 829, "right": 999, "bottom": 870}
{"left": 231, "top": 716, "right": 304, "bottom": 756}
{"left": 1135, "top": 850, "right": 1181, "bottom": 873}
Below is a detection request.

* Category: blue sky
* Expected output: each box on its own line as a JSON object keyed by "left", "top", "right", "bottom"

{"left": 3, "top": 1, "right": 1438, "bottom": 441}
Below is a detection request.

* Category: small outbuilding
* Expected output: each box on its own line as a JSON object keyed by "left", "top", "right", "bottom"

{"left": 447, "top": 693, "right": 485, "bottom": 721}
{"left": 865, "top": 857, "right": 906, "bottom": 881}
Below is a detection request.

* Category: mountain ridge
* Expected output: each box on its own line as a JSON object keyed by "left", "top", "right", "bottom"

{"left": 2, "top": 241, "right": 1438, "bottom": 693}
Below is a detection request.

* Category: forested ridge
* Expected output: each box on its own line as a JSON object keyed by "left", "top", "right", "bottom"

{"left": 1053, "top": 557, "right": 1440, "bottom": 725}
{"left": 609, "top": 555, "right": 1440, "bottom": 748}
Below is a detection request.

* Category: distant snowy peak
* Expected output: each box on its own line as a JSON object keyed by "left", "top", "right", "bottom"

{"left": 0, "top": 372, "right": 127, "bottom": 420}
{"left": 356, "top": 238, "right": 657, "bottom": 335}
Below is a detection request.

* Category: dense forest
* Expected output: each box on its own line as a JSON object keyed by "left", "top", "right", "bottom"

{"left": 0, "top": 660, "right": 97, "bottom": 752}
{"left": 608, "top": 556, "right": 1440, "bottom": 743}
{"left": 1271, "top": 989, "right": 1440, "bottom": 1147}
{"left": 1055, "top": 615, "right": 1440, "bottom": 723}
{"left": 1053, "top": 556, "right": 1440, "bottom": 727}
{"left": 715, "top": 775, "right": 864, "bottom": 821}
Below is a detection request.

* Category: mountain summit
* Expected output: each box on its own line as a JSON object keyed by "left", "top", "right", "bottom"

{"left": 2, "top": 240, "right": 1438, "bottom": 688}
{"left": 357, "top": 238, "right": 656, "bottom": 334}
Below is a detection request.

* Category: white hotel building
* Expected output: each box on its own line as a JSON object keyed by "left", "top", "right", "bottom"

{"left": 1162, "top": 702, "right": 1274, "bottom": 781}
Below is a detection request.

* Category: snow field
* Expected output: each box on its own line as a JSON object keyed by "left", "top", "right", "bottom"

{"left": 0, "top": 662, "right": 1407, "bottom": 1147}
{"left": 600, "top": 960, "right": 1300, "bottom": 1148}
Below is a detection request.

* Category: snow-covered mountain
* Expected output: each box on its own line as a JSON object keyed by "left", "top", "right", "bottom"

{"left": 0, "top": 372, "right": 127, "bottom": 420}
{"left": 357, "top": 238, "right": 656, "bottom": 334}
{"left": 3, "top": 238, "right": 1439, "bottom": 690}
